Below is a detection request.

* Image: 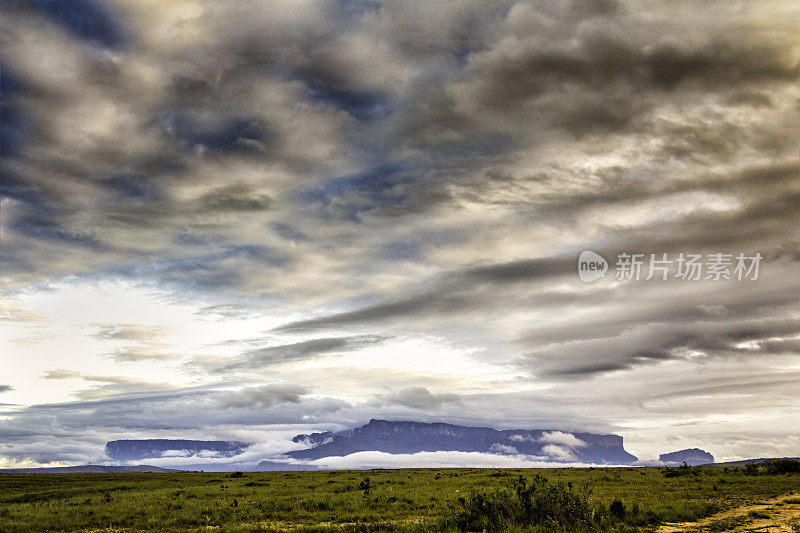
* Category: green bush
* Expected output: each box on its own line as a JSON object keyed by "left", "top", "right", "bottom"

{"left": 450, "top": 474, "right": 599, "bottom": 531}
{"left": 359, "top": 476, "right": 371, "bottom": 496}
{"left": 662, "top": 462, "right": 697, "bottom": 478}
{"left": 742, "top": 462, "right": 759, "bottom": 475}
{"left": 735, "top": 459, "right": 800, "bottom": 475}
{"left": 609, "top": 498, "right": 625, "bottom": 519}
{"left": 762, "top": 458, "right": 800, "bottom": 475}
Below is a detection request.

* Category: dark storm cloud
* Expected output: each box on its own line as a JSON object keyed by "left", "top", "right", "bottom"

{"left": 274, "top": 293, "right": 463, "bottom": 331}
{"left": 526, "top": 161, "right": 799, "bottom": 219}
{"left": 648, "top": 372, "right": 800, "bottom": 401}
{"left": 217, "top": 384, "right": 310, "bottom": 409}
{"left": 461, "top": 256, "right": 575, "bottom": 284}
{"left": 468, "top": 35, "right": 796, "bottom": 112}
{"left": 12, "top": 0, "right": 128, "bottom": 50}
{"left": 204, "top": 335, "right": 386, "bottom": 372}
{"left": 0, "top": 0, "right": 510, "bottom": 271}
{"left": 381, "top": 387, "right": 461, "bottom": 410}
{"left": 518, "top": 283, "right": 800, "bottom": 347}
{"left": 155, "top": 111, "right": 273, "bottom": 154}
{"left": 275, "top": 255, "right": 576, "bottom": 331}
{"left": 391, "top": 7, "right": 797, "bottom": 156}
{"left": 275, "top": 236, "right": 795, "bottom": 340}
{"left": 523, "top": 317, "right": 800, "bottom": 378}
{"left": 196, "top": 184, "right": 274, "bottom": 213}
{"left": 0, "top": 63, "right": 29, "bottom": 159}
{"left": 304, "top": 81, "right": 393, "bottom": 122}
{"left": 2, "top": 0, "right": 796, "bottom": 292}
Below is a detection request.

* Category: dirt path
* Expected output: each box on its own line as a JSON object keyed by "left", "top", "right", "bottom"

{"left": 657, "top": 492, "right": 800, "bottom": 532}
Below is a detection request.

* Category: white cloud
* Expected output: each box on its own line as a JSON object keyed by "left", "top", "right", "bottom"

{"left": 489, "top": 443, "right": 519, "bottom": 455}
{"left": 541, "top": 445, "right": 577, "bottom": 462}
{"left": 303, "top": 451, "right": 604, "bottom": 470}
{"left": 538, "top": 431, "right": 587, "bottom": 448}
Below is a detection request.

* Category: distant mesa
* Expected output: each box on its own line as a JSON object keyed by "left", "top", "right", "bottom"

{"left": 659, "top": 448, "right": 714, "bottom": 466}
{"left": 99, "top": 422, "right": 640, "bottom": 468}
{"left": 0, "top": 465, "right": 180, "bottom": 473}
{"left": 286, "top": 419, "right": 638, "bottom": 464}
{"left": 105, "top": 439, "right": 251, "bottom": 461}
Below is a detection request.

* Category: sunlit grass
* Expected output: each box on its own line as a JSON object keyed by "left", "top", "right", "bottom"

{"left": 0, "top": 466, "right": 798, "bottom": 531}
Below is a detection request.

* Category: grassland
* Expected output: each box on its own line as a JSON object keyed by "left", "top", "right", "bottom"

{"left": 0, "top": 465, "right": 798, "bottom": 532}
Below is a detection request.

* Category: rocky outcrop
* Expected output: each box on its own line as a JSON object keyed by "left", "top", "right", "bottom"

{"left": 659, "top": 448, "right": 714, "bottom": 466}
{"left": 287, "top": 419, "right": 638, "bottom": 464}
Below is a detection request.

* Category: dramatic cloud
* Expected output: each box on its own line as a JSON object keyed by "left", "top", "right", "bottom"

{"left": 217, "top": 384, "right": 311, "bottom": 409}
{"left": 202, "top": 336, "right": 386, "bottom": 373}
{"left": 92, "top": 323, "right": 171, "bottom": 341}
{"left": 1, "top": 0, "right": 798, "bottom": 467}
{"left": 381, "top": 387, "right": 462, "bottom": 410}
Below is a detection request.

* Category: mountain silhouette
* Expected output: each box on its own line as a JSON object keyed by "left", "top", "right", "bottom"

{"left": 285, "top": 419, "right": 638, "bottom": 464}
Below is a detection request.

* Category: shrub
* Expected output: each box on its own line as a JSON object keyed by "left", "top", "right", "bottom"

{"left": 663, "top": 462, "right": 697, "bottom": 478}
{"left": 359, "top": 476, "right": 371, "bottom": 496}
{"left": 742, "top": 462, "right": 759, "bottom": 475}
{"left": 450, "top": 474, "right": 598, "bottom": 531}
{"left": 609, "top": 498, "right": 626, "bottom": 519}
{"left": 762, "top": 458, "right": 800, "bottom": 475}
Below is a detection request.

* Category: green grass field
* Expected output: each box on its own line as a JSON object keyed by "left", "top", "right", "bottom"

{"left": 1, "top": 465, "right": 798, "bottom": 532}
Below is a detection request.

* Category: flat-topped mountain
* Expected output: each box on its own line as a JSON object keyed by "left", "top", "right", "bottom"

{"left": 106, "top": 439, "right": 250, "bottom": 461}
{"left": 659, "top": 448, "right": 714, "bottom": 466}
{"left": 287, "top": 419, "right": 638, "bottom": 464}
{"left": 0, "top": 465, "right": 180, "bottom": 473}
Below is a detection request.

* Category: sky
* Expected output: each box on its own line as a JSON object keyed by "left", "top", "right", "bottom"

{"left": 0, "top": 0, "right": 798, "bottom": 469}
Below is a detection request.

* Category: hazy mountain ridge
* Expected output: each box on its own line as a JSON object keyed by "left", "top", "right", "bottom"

{"left": 105, "top": 439, "right": 251, "bottom": 461}
{"left": 287, "top": 419, "right": 638, "bottom": 464}
{"left": 703, "top": 457, "right": 800, "bottom": 467}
